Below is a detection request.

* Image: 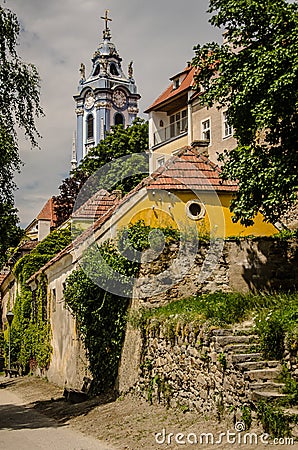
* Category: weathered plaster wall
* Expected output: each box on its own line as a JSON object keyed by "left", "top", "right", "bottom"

{"left": 45, "top": 254, "right": 90, "bottom": 389}
{"left": 191, "top": 100, "right": 237, "bottom": 164}
{"left": 0, "top": 272, "right": 17, "bottom": 331}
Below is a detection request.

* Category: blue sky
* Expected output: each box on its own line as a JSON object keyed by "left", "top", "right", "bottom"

{"left": 6, "top": 0, "right": 222, "bottom": 227}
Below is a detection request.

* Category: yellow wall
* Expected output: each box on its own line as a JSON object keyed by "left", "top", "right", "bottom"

{"left": 116, "top": 189, "right": 277, "bottom": 238}
{"left": 151, "top": 135, "right": 188, "bottom": 170}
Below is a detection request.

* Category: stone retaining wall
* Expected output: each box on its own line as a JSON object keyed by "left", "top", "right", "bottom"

{"left": 134, "top": 322, "right": 250, "bottom": 421}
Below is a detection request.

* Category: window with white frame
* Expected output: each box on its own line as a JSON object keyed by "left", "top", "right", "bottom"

{"left": 201, "top": 119, "right": 211, "bottom": 142}
{"left": 223, "top": 111, "right": 232, "bottom": 138}
{"left": 169, "top": 109, "right": 187, "bottom": 138}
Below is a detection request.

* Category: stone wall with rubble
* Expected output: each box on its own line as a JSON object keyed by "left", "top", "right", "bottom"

{"left": 134, "top": 237, "right": 298, "bottom": 309}
{"left": 133, "top": 321, "right": 252, "bottom": 420}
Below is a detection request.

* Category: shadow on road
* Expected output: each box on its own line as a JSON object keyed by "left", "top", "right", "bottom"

{"left": 0, "top": 403, "right": 65, "bottom": 431}
{"left": 30, "top": 391, "right": 116, "bottom": 424}
{"left": 0, "top": 376, "right": 116, "bottom": 428}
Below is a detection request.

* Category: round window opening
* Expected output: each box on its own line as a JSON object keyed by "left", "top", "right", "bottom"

{"left": 186, "top": 200, "right": 206, "bottom": 220}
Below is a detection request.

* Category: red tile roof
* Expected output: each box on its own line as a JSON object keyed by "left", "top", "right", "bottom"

{"left": 72, "top": 189, "right": 120, "bottom": 220}
{"left": 37, "top": 197, "right": 57, "bottom": 227}
{"left": 17, "top": 240, "right": 38, "bottom": 252}
{"left": 144, "top": 66, "right": 196, "bottom": 113}
{"left": 147, "top": 147, "right": 238, "bottom": 192}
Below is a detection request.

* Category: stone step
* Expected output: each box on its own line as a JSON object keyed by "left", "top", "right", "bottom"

{"left": 233, "top": 319, "right": 254, "bottom": 331}
{"left": 212, "top": 335, "right": 259, "bottom": 347}
{"left": 224, "top": 343, "right": 261, "bottom": 354}
{"left": 251, "top": 390, "right": 288, "bottom": 402}
{"left": 244, "top": 368, "right": 281, "bottom": 382}
{"left": 250, "top": 381, "right": 285, "bottom": 392}
{"left": 231, "top": 352, "right": 263, "bottom": 364}
{"left": 233, "top": 328, "right": 256, "bottom": 336}
{"left": 211, "top": 329, "right": 232, "bottom": 336}
{"left": 235, "top": 360, "right": 281, "bottom": 371}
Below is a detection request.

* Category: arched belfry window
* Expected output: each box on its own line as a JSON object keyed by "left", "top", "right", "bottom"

{"left": 87, "top": 114, "right": 94, "bottom": 139}
{"left": 114, "top": 113, "right": 124, "bottom": 126}
{"left": 93, "top": 64, "right": 100, "bottom": 76}
{"left": 110, "top": 63, "right": 119, "bottom": 76}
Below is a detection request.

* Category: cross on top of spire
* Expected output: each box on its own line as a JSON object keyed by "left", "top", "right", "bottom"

{"left": 101, "top": 10, "right": 112, "bottom": 39}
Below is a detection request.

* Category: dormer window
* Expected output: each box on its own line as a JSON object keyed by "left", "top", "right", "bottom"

{"left": 173, "top": 78, "right": 180, "bottom": 89}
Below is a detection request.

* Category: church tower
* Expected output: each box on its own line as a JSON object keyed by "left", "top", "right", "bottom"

{"left": 73, "top": 10, "right": 140, "bottom": 165}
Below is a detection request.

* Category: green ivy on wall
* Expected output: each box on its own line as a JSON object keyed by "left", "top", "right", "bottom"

{"left": 7, "top": 228, "right": 72, "bottom": 371}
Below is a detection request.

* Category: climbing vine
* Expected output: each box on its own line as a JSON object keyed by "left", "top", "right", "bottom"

{"left": 64, "top": 220, "right": 179, "bottom": 392}
{"left": 7, "top": 228, "right": 72, "bottom": 371}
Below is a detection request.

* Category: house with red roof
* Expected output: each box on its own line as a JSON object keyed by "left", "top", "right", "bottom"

{"left": 25, "top": 197, "right": 57, "bottom": 242}
{"left": 145, "top": 64, "right": 237, "bottom": 173}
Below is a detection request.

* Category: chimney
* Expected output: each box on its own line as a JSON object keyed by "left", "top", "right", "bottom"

{"left": 191, "top": 140, "right": 209, "bottom": 158}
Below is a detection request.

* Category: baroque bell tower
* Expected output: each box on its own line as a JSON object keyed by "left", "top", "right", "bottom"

{"left": 73, "top": 10, "right": 140, "bottom": 166}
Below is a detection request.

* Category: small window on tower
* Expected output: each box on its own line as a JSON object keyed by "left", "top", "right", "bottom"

{"left": 110, "top": 63, "right": 119, "bottom": 76}
{"left": 93, "top": 64, "right": 100, "bottom": 76}
{"left": 87, "top": 114, "right": 94, "bottom": 139}
{"left": 114, "top": 113, "right": 124, "bottom": 126}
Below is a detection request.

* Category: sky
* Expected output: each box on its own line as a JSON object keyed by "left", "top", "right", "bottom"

{"left": 6, "top": 0, "right": 222, "bottom": 228}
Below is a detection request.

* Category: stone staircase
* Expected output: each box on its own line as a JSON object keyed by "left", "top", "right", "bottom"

{"left": 210, "top": 323, "right": 298, "bottom": 437}
{"left": 210, "top": 324, "right": 285, "bottom": 403}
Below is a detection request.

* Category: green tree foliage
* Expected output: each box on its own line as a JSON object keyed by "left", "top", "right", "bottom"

{"left": 0, "top": 202, "right": 23, "bottom": 268}
{"left": 54, "top": 119, "right": 149, "bottom": 226}
{"left": 0, "top": 6, "right": 43, "bottom": 263}
{"left": 192, "top": 0, "right": 298, "bottom": 225}
{"left": 78, "top": 118, "right": 148, "bottom": 174}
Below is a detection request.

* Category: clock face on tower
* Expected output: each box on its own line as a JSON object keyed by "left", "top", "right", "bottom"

{"left": 112, "top": 89, "right": 127, "bottom": 108}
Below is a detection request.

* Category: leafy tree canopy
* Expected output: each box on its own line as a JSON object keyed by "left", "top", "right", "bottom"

{"left": 0, "top": 6, "right": 43, "bottom": 263}
{"left": 192, "top": 0, "right": 298, "bottom": 225}
{"left": 54, "top": 119, "right": 149, "bottom": 226}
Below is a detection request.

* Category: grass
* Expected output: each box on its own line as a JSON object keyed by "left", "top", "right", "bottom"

{"left": 129, "top": 291, "right": 298, "bottom": 361}
{"left": 130, "top": 291, "right": 297, "bottom": 328}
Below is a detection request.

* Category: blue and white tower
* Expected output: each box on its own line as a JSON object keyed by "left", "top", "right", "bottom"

{"left": 73, "top": 10, "right": 140, "bottom": 165}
